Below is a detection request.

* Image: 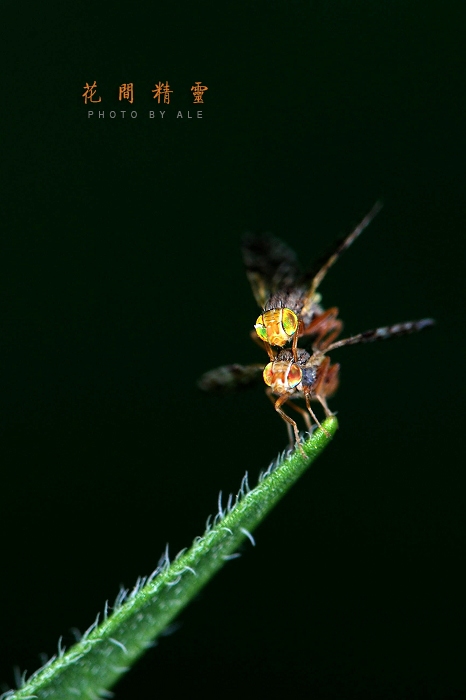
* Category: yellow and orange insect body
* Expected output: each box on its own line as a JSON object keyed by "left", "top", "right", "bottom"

{"left": 261, "top": 347, "right": 334, "bottom": 455}
{"left": 262, "top": 357, "right": 303, "bottom": 395}
{"left": 255, "top": 308, "right": 299, "bottom": 347}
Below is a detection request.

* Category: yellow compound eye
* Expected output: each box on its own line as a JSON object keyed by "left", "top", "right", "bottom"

{"left": 263, "top": 362, "right": 274, "bottom": 386}
{"left": 282, "top": 308, "right": 298, "bottom": 337}
{"left": 287, "top": 364, "right": 302, "bottom": 389}
{"left": 255, "top": 315, "right": 268, "bottom": 343}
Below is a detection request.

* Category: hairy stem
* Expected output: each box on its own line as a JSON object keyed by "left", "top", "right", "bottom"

{"left": 5, "top": 417, "right": 338, "bottom": 700}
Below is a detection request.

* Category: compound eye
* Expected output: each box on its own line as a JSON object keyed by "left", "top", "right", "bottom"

{"left": 263, "top": 362, "right": 274, "bottom": 386}
{"left": 287, "top": 364, "right": 302, "bottom": 389}
{"left": 255, "top": 315, "right": 268, "bottom": 343}
{"left": 282, "top": 308, "right": 298, "bottom": 337}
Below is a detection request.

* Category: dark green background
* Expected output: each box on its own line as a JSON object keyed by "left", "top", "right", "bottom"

{"left": 1, "top": 2, "right": 464, "bottom": 698}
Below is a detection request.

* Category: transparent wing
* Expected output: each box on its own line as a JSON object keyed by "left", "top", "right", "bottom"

{"left": 300, "top": 201, "right": 383, "bottom": 319}
{"left": 198, "top": 363, "right": 264, "bottom": 394}
{"left": 326, "top": 318, "right": 435, "bottom": 352}
{"left": 241, "top": 233, "right": 301, "bottom": 308}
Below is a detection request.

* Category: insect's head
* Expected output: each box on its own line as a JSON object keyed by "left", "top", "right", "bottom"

{"left": 263, "top": 358, "right": 302, "bottom": 395}
{"left": 255, "top": 308, "right": 299, "bottom": 347}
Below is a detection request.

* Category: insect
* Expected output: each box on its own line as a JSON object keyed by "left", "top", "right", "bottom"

{"left": 199, "top": 319, "right": 434, "bottom": 456}
{"left": 242, "top": 201, "right": 383, "bottom": 360}
{"left": 199, "top": 207, "right": 434, "bottom": 453}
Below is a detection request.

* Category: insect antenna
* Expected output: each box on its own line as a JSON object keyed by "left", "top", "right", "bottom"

{"left": 308, "top": 200, "right": 383, "bottom": 297}
{"left": 325, "top": 318, "right": 435, "bottom": 352}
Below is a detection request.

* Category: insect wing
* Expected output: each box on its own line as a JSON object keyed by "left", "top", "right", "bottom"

{"left": 326, "top": 318, "right": 435, "bottom": 352}
{"left": 198, "top": 363, "right": 264, "bottom": 394}
{"left": 241, "top": 233, "right": 301, "bottom": 308}
{"left": 299, "top": 202, "right": 384, "bottom": 321}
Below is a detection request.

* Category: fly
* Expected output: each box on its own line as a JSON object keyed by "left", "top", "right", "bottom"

{"left": 242, "top": 201, "right": 383, "bottom": 360}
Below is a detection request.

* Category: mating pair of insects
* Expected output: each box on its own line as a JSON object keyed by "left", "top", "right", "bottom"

{"left": 199, "top": 202, "right": 434, "bottom": 455}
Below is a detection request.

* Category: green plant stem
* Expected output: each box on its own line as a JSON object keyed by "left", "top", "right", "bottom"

{"left": 6, "top": 417, "right": 338, "bottom": 700}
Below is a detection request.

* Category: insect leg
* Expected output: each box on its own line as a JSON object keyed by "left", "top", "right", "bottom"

{"left": 250, "top": 329, "right": 276, "bottom": 360}
{"left": 320, "top": 361, "right": 340, "bottom": 399}
{"left": 285, "top": 421, "right": 293, "bottom": 448}
{"left": 302, "top": 307, "right": 343, "bottom": 351}
{"left": 265, "top": 388, "right": 295, "bottom": 449}
{"left": 291, "top": 319, "right": 304, "bottom": 362}
{"left": 303, "top": 390, "right": 330, "bottom": 438}
{"left": 273, "top": 393, "right": 307, "bottom": 457}
{"left": 285, "top": 399, "right": 313, "bottom": 433}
